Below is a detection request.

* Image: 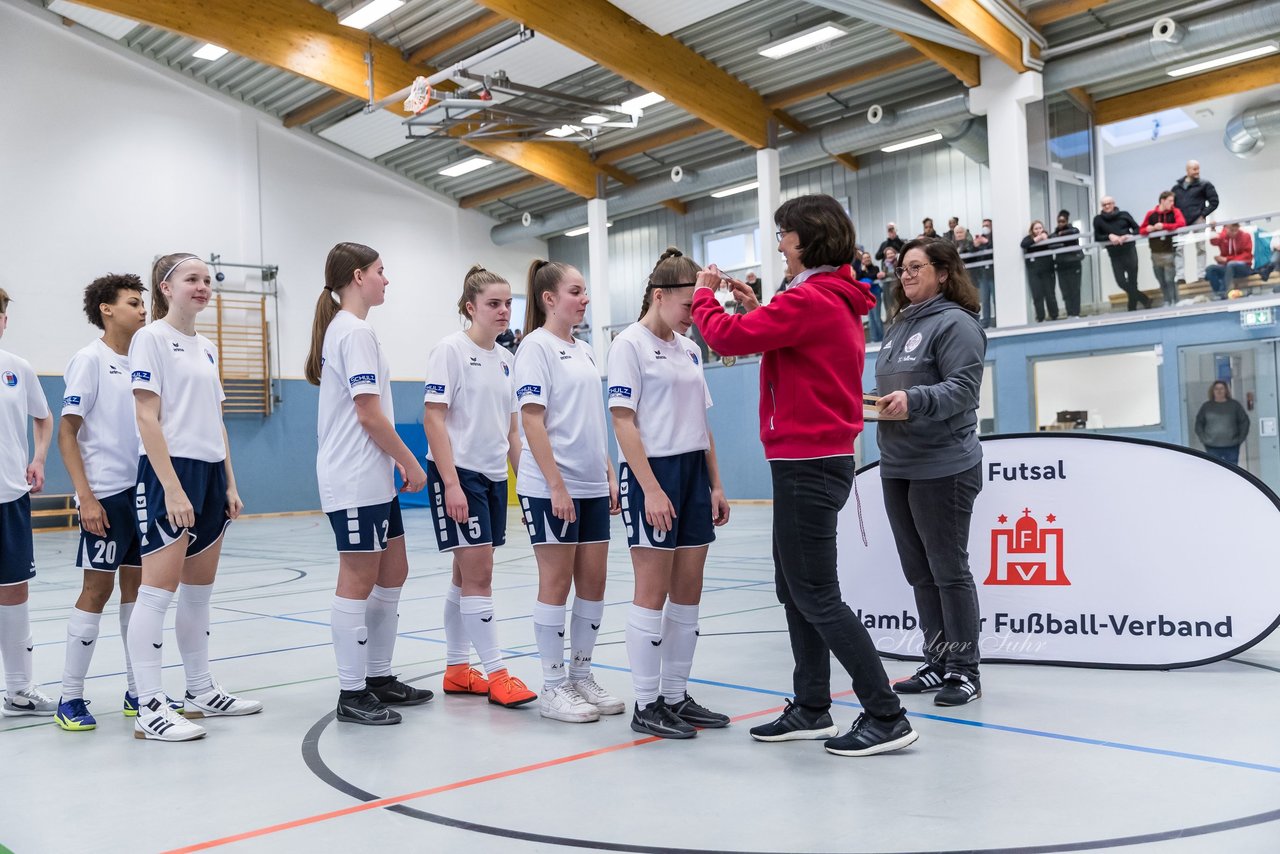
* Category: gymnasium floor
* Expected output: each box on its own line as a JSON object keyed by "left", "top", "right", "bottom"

{"left": 5, "top": 505, "right": 1278, "bottom": 854}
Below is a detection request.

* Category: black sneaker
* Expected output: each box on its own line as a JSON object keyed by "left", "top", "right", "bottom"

{"left": 934, "top": 675, "right": 981, "bottom": 706}
{"left": 668, "top": 694, "right": 729, "bottom": 728}
{"left": 749, "top": 699, "right": 838, "bottom": 742}
{"left": 630, "top": 698, "right": 696, "bottom": 739}
{"left": 892, "top": 663, "right": 945, "bottom": 694}
{"left": 366, "top": 674, "right": 434, "bottom": 706}
{"left": 824, "top": 712, "right": 918, "bottom": 757}
{"left": 336, "top": 690, "right": 402, "bottom": 726}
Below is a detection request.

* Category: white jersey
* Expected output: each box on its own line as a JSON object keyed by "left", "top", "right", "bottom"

{"left": 607, "top": 323, "right": 712, "bottom": 463}
{"left": 316, "top": 310, "right": 396, "bottom": 513}
{"left": 128, "top": 320, "right": 226, "bottom": 463}
{"left": 512, "top": 327, "right": 608, "bottom": 499}
{"left": 424, "top": 331, "right": 515, "bottom": 482}
{"left": 0, "top": 348, "right": 51, "bottom": 504}
{"left": 62, "top": 339, "right": 138, "bottom": 498}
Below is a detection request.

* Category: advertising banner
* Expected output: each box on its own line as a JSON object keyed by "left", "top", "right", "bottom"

{"left": 837, "top": 435, "right": 1280, "bottom": 668}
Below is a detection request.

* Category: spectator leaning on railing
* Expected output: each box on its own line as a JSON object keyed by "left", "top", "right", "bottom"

{"left": 1205, "top": 223, "right": 1253, "bottom": 298}
{"left": 1021, "top": 220, "right": 1059, "bottom": 323}
{"left": 1094, "top": 197, "right": 1150, "bottom": 312}
{"left": 1171, "top": 159, "right": 1219, "bottom": 284}
{"left": 1139, "top": 191, "right": 1186, "bottom": 306}
{"left": 1052, "top": 210, "right": 1084, "bottom": 318}
{"left": 969, "top": 219, "right": 994, "bottom": 327}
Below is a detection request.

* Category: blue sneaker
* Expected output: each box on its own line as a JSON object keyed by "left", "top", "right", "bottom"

{"left": 55, "top": 697, "right": 97, "bottom": 731}
{"left": 123, "top": 691, "right": 184, "bottom": 717}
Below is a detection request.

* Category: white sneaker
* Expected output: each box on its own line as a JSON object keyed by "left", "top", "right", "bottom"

{"left": 3, "top": 685, "right": 57, "bottom": 717}
{"left": 134, "top": 697, "right": 206, "bottom": 741}
{"left": 572, "top": 674, "right": 625, "bottom": 715}
{"left": 540, "top": 681, "right": 600, "bottom": 723}
{"left": 184, "top": 683, "right": 264, "bottom": 718}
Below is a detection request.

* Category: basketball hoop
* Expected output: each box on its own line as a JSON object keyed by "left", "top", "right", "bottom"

{"left": 403, "top": 77, "right": 433, "bottom": 115}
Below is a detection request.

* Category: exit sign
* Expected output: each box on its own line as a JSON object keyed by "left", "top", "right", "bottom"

{"left": 1240, "top": 307, "right": 1276, "bottom": 328}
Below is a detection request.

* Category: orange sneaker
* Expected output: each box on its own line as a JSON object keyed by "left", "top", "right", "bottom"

{"left": 486, "top": 669, "right": 537, "bottom": 708}
{"left": 443, "top": 664, "right": 489, "bottom": 696}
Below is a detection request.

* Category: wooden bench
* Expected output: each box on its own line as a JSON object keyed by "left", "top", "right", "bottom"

{"left": 32, "top": 494, "right": 79, "bottom": 531}
{"left": 1106, "top": 273, "right": 1267, "bottom": 311}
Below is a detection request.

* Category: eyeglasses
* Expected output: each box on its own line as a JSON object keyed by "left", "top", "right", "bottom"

{"left": 895, "top": 261, "right": 941, "bottom": 278}
{"left": 775, "top": 229, "right": 792, "bottom": 242}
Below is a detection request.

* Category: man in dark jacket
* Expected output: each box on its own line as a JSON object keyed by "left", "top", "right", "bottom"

{"left": 970, "top": 218, "right": 994, "bottom": 327}
{"left": 1171, "top": 160, "right": 1219, "bottom": 284}
{"left": 875, "top": 223, "right": 905, "bottom": 261}
{"left": 1094, "top": 197, "right": 1150, "bottom": 312}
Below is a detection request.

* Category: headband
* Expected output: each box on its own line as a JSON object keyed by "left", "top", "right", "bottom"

{"left": 647, "top": 282, "right": 697, "bottom": 289}
{"left": 159, "top": 255, "right": 200, "bottom": 283}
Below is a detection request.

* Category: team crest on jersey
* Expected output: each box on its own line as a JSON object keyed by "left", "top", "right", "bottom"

{"left": 425, "top": 383, "right": 446, "bottom": 395}
{"left": 516, "top": 384, "right": 542, "bottom": 399}
{"left": 904, "top": 333, "right": 923, "bottom": 353}
{"left": 131, "top": 370, "right": 151, "bottom": 383}
{"left": 608, "top": 385, "right": 633, "bottom": 400}
{"left": 349, "top": 373, "right": 376, "bottom": 387}
{"left": 688, "top": 351, "right": 699, "bottom": 365}
{"left": 205, "top": 350, "right": 216, "bottom": 365}
{"left": 63, "top": 395, "right": 81, "bottom": 406}
{"left": 1, "top": 371, "right": 16, "bottom": 388}
{"left": 501, "top": 361, "right": 510, "bottom": 376}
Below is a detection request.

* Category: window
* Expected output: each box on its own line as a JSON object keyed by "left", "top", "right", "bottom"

{"left": 702, "top": 225, "right": 758, "bottom": 275}
{"left": 1048, "top": 97, "right": 1092, "bottom": 175}
{"left": 1032, "top": 348, "right": 1162, "bottom": 431}
{"left": 979, "top": 363, "right": 996, "bottom": 435}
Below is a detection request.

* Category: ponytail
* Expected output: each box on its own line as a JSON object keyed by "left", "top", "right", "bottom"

{"left": 459, "top": 264, "right": 508, "bottom": 321}
{"left": 639, "top": 246, "right": 699, "bottom": 321}
{"left": 150, "top": 252, "right": 199, "bottom": 321}
{"left": 524, "top": 258, "right": 573, "bottom": 333}
{"left": 304, "top": 241, "right": 380, "bottom": 386}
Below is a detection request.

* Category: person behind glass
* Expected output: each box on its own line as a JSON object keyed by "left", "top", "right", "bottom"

{"left": 1021, "top": 220, "right": 1059, "bottom": 322}
{"left": 129, "top": 255, "right": 262, "bottom": 742}
{"left": 691, "top": 193, "right": 918, "bottom": 758}
{"left": 0, "top": 289, "right": 55, "bottom": 719}
{"left": 608, "top": 248, "right": 732, "bottom": 739}
{"left": 54, "top": 275, "right": 148, "bottom": 732}
{"left": 1139, "top": 191, "right": 1186, "bottom": 306}
{"left": 515, "top": 260, "right": 624, "bottom": 725}
{"left": 1053, "top": 210, "right": 1084, "bottom": 318}
{"left": 1195, "top": 381, "right": 1250, "bottom": 466}
{"left": 424, "top": 266, "right": 537, "bottom": 711}
{"left": 1206, "top": 223, "right": 1254, "bottom": 298}
{"left": 970, "top": 219, "right": 995, "bottom": 327}
{"left": 1093, "top": 197, "right": 1150, "bottom": 311}
{"left": 874, "top": 240, "right": 987, "bottom": 706}
{"left": 307, "top": 243, "right": 433, "bottom": 728}
{"left": 860, "top": 251, "right": 884, "bottom": 343}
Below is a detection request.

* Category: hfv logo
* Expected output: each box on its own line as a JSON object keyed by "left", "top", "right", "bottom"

{"left": 985, "top": 508, "right": 1069, "bottom": 586}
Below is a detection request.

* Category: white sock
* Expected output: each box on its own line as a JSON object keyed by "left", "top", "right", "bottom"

{"left": 443, "top": 584, "right": 469, "bottom": 666}
{"left": 61, "top": 608, "right": 102, "bottom": 700}
{"left": 460, "top": 595, "right": 502, "bottom": 676}
{"left": 330, "top": 595, "right": 368, "bottom": 692}
{"left": 660, "top": 602, "right": 700, "bottom": 704}
{"left": 119, "top": 602, "right": 137, "bottom": 696}
{"left": 569, "top": 597, "right": 604, "bottom": 681}
{"left": 532, "top": 600, "right": 567, "bottom": 690}
{"left": 0, "top": 602, "right": 33, "bottom": 698}
{"left": 176, "top": 582, "right": 214, "bottom": 695}
{"left": 127, "top": 586, "right": 173, "bottom": 706}
{"left": 365, "top": 585, "right": 401, "bottom": 678}
{"left": 624, "top": 605, "right": 663, "bottom": 708}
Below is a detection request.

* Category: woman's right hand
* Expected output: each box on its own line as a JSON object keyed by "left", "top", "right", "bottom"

{"left": 550, "top": 484, "right": 576, "bottom": 523}
{"left": 695, "top": 267, "right": 723, "bottom": 292}
{"left": 78, "top": 495, "right": 108, "bottom": 537}
{"left": 165, "top": 488, "right": 195, "bottom": 530}
{"left": 403, "top": 461, "right": 427, "bottom": 493}
{"left": 444, "top": 482, "right": 469, "bottom": 524}
{"left": 728, "top": 278, "right": 759, "bottom": 311}
{"left": 645, "top": 488, "right": 677, "bottom": 533}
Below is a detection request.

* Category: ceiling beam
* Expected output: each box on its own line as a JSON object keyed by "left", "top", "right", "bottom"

{"left": 459, "top": 175, "right": 545, "bottom": 209}
{"left": 1093, "top": 54, "right": 1280, "bottom": 125}
{"left": 282, "top": 91, "right": 353, "bottom": 128}
{"left": 894, "top": 32, "right": 981, "bottom": 87}
{"left": 471, "top": 0, "right": 774, "bottom": 147}
{"left": 1063, "top": 86, "right": 1094, "bottom": 115}
{"left": 763, "top": 50, "right": 928, "bottom": 109}
{"left": 595, "top": 121, "right": 713, "bottom": 164}
{"left": 1027, "top": 0, "right": 1111, "bottom": 28}
{"left": 405, "top": 11, "right": 506, "bottom": 65}
{"left": 923, "top": 0, "right": 1038, "bottom": 73}
{"left": 462, "top": 139, "right": 603, "bottom": 199}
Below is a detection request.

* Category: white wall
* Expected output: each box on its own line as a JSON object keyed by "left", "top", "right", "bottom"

{"left": 0, "top": 1, "right": 545, "bottom": 377}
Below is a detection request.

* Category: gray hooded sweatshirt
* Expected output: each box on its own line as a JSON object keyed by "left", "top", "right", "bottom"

{"left": 874, "top": 296, "right": 987, "bottom": 479}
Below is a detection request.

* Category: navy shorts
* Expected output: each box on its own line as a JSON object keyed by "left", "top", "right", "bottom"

{"left": 519, "top": 494, "right": 611, "bottom": 546}
{"left": 77, "top": 488, "right": 142, "bottom": 572}
{"left": 136, "top": 456, "right": 231, "bottom": 558}
{"left": 427, "top": 462, "right": 507, "bottom": 551}
{"left": 0, "top": 494, "right": 35, "bottom": 586}
{"left": 620, "top": 450, "right": 715, "bottom": 550}
{"left": 326, "top": 497, "right": 405, "bottom": 553}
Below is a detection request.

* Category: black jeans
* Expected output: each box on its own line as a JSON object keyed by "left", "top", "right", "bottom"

{"left": 770, "top": 457, "right": 901, "bottom": 718}
{"left": 881, "top": 463, "right": 983, "bottom": 679}
{"left": 1027, "top": 263, "right": 1058, "bottom": 322}
{"left": 1108, "top": 245, "right": 1148, "bottom": 310}
{"left": 1055, "top": 259, "right": 1082, "bottom": 317}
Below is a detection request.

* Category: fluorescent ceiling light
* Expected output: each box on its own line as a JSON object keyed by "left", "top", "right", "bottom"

{"left": 339, "top": 0, "right": 404, "bottom": 30}
{"left": 880, "top": 132, "right": 943, "bottom": 153}
{"left": 710, "top": 181, "right": 759, "bottom": 198}
{"left": 192, "top": 44, "right": 228, "bottom": 61}
{"left": 581, "top": 114, "right": 609, "bottom": 125}
{"left": 1166, "top": 43, "right": 1277, "bottom": 77}
{"left": 620, "top": 92, "right": 665, "bottom": 114}
{"left": 545, "top": 125, "right": 582, "bottom": 138}
{"left": 438, "top": 156, "right": 493, "bottom": 178}
{"left": 564, "top": 222, "right": 612, "bottom": 237}
{"left": 758, "top": 23, "right": 846, "bottom": 60}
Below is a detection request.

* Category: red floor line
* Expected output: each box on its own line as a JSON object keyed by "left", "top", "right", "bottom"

{"left": 163, "top": 698, "right": 817, "bottom": 853}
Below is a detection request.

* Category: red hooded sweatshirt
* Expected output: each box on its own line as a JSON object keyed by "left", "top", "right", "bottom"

{"left": 692, "top": 265, "right": 874, "bottom": 460}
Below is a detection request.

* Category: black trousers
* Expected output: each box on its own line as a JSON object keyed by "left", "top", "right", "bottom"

{"left": 1108, "top": 246, "right": 1148, "bottom": 311}
{"left": 1055, "top": 259, "right": 1082, "bottom": 317}
{"left": 1027, "top": 263, "right": 1058, "bottom": 322}
{"left": 770, "top": 457, "right": 901, "bottom": 717}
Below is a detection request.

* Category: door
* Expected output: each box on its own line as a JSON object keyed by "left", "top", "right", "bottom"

{"left": 1178, "top": 340, "right": 1280, "bottom": 493}
{"left": 1052, "top": 178, "right": 1097, "bottom": 311}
